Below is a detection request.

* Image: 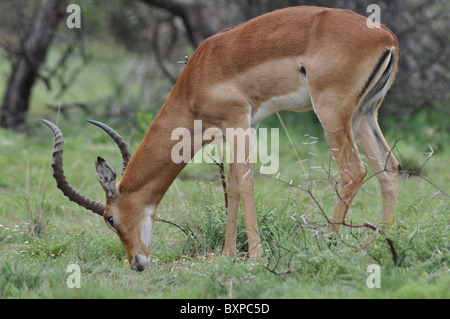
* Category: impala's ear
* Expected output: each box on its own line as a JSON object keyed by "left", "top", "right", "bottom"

{"left": 95, "top": 157, "right": 118, "bottom": 200}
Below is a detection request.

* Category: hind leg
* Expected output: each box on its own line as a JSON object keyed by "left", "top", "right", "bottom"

{"left": 356, "top": 109, "right": 400, "bottom": 228}
{"left": 311, "top": 96, "right": 368, "bottom": 235}
{"left": 324, "top": 127, "right": 367, "bottom": 235}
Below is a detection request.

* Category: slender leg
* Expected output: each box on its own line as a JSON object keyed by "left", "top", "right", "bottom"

{"left": 224, "top": 120, "right": 263, "bottom": 257}
{"left": 324, "top": 127, "right": 367, "bottom": 235}
{"left": 233, "top": 160, "right": 262, "bottom": 257}
{"left": 356, "top": 113, "right": 400, "bottom": 228}
{"left": 311, "top": 97, "right": 367, "bottom": 235}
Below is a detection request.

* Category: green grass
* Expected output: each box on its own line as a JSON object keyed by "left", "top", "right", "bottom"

{"left": 0, "top": 114, "right": 448, "bottom": 299}
{"left": 0, "top": 44, "right": 448, "bottom": 299}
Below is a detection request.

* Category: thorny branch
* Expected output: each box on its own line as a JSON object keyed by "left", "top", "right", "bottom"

{"left": 235, "top": 136, "right": 448, "bottom": 269}
{"left": 263, "top": 242, "right": 294, "bottom": 276}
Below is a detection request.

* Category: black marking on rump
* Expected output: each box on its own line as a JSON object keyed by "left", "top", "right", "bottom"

{"left": 358, "top": 49, "right": 391, "bottom": 99}
{"left": 357, "top": 49, "right": 394, "bottom": 116}
{"left": 352, "top": 49, "right": 394, "bottom": 135}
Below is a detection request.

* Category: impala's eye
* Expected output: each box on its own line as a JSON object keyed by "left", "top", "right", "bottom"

{"left": 107, "top": 216, "right": 116, "bottom": 232}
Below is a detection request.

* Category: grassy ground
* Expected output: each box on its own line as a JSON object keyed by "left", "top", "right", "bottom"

{"left": 0, "top": 45, "right": 448, "bottom": 299}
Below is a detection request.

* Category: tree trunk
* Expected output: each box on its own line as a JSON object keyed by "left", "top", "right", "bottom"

{"left": 0, "top": 0, "right": 66, "bottom": 130}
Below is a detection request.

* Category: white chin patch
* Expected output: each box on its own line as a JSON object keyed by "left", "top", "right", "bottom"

{"left": 140, "top": 205, "right": 156, "bottom": 248}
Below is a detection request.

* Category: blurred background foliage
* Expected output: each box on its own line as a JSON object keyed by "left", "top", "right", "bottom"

{"left": 0, "top": 0, "right": 448, "bottom": 141}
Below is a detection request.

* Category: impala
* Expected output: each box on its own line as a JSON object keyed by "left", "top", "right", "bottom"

{"left": 43, "top": 6, "right": 400, "bottom": 271}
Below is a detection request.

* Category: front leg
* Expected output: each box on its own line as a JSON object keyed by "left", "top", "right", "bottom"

{"left": 225, "top": 117, "right": 263, "bottom": 258}
{"left": 222, "top": 155, "right": 263, "bottom": 257}
{"left": 218, "top": 108, "right": 263, "bottom": 258}
{"left": 233, "top": 160, "right": 263, "bottom": 257}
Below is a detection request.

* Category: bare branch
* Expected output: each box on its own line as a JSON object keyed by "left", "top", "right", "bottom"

{"left": 138, "top": 0, "right": 215, "bottom": 47}
{"left": 207, "top": 153, "right": 228, "bottom": 209}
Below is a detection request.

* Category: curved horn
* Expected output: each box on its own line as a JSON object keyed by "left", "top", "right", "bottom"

{"left": 42, "top": 119, "right": 106, "bottom": 216}
{"left": 86, "top": 120, "right": 132, "bottom": 176}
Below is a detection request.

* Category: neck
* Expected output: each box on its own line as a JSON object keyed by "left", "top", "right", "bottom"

{"left": 118, "top": 99, "right": 196, "bottom": 206}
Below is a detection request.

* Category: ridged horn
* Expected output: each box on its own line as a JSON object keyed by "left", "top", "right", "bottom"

{"left": 86, "top": 120, "right": 132, "bottom": 176}
{"left": 42, "top": 119, "right": 106, "bottom": 216}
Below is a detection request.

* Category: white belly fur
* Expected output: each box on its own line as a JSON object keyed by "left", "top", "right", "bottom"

{"left": 251, "top": 85, "right": 313, "bottom": 126}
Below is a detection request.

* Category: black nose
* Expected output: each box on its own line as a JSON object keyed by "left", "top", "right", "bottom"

{"left": 130, "top": 254, "right": 150, "bottom": 272}
{"left": 130, "top": 262, "right": 145, "bottom": 272}
{"left": 131, "top": 265, "right": 145, "bottom": 272}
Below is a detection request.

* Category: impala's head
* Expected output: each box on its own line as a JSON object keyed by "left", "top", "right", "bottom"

{"left": 42, "top": 119, "right": 154, "bottom": 272}
{"left": 96, "top": 156, "right": 157, "bottom": 272}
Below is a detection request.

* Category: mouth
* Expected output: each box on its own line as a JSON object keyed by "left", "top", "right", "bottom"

{"left": 130, "top": 254, "right": 150, "bottom": 272}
